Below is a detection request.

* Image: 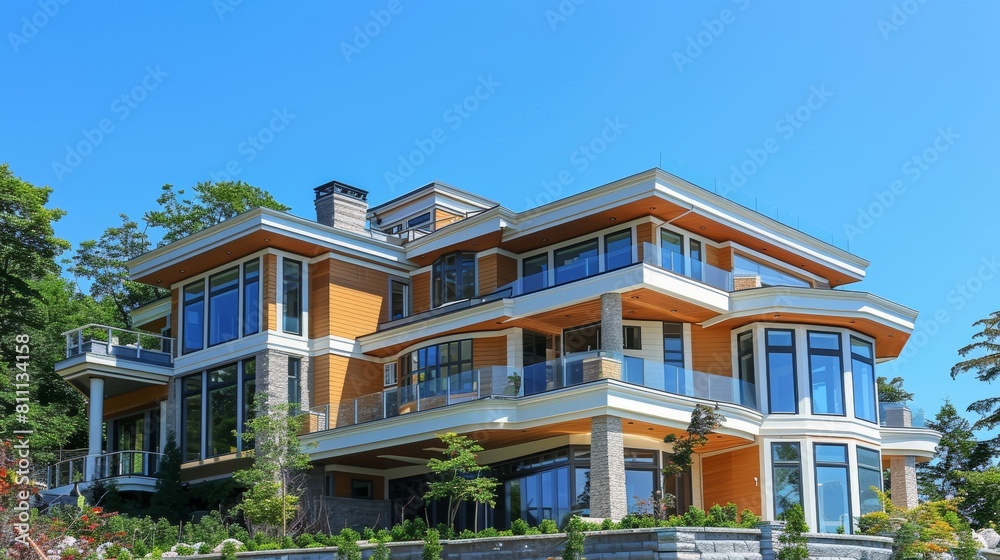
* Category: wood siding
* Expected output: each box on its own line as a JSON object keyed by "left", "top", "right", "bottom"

{"left": 312, "top": 353, "right": 385, "bottom": 424}
{"left": 636, "top": 222, "right": 653, "bottom": 261}
{"left": 263, "top": 254, "right": 277, "bottom": 332}
{"left": 478, "top": 254, "right": 517, "bottom": 296}
{"left": 705, "top": 245, "right": 721, "bottom": 269}
{"left": 332, "top": 472, "right": 386, "bottom": 500}
{"left": 307, "top": 259, "right": 389, "bottom": 340}
{"left": 412, "top": 272, "right": 431, "bottom": 313}
{"left": 309, "top": 261, "right": 331, "bottom": 339}
{"left": 715, "top": 246, "right": 733, "bottom": 272}
{"left": 701, "top": 446, "right": 762, "bottom": 515}
{"left": 473, "top": 336, "right": 508, "bottom": 369}
{"left": 104, "top": 385, "right": 167, "bottom": 418}
{"left": 691, "top": 327, "right": 732, "bottom": 375}
{"left": 434, "top": 208, "right": 463, "bottom": 230}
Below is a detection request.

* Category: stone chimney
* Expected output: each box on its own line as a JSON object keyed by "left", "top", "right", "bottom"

{"left": 314, "top": 180, "right": 368, "bottom": 233}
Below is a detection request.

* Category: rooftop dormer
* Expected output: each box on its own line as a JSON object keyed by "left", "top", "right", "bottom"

{"left": 366, "top": 181, "right": 497, "bottom": 240}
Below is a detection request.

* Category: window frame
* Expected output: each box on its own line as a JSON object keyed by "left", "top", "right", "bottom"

{"left": 182, "top": 280, "right": 206, "bottom": 354}
{"left": 431, "top": 251, "right": 477, "bottom": 307}
{"left": 771, "top": 442, "right": 803, "bottom": 519}
{"left": 765, "top": 328, "right": 799, "bottom": 414}
{"left": 553, "top": 238, "right": 600, "bottom": 286}
{"left": 207, "top": 266, "right": 240, "bottom": 347}
{"left": 180, "top": 357, "right": 258, "bottom": 462}
{"left": 242, "top": 259, "right": 260, "bottom": 337}
{"left": 288, "top": 356, "right": 302, "bottom": 415}
{"left": 180, "top": 256, "right": 262, "bottom": 355}
{"left": 857, "top": 446, "right": 882, "bottom": 516}
{"left": 807, "top": 330, "right": 846, "bottom": 416}
{"left": 813, "top": 442, "right": 853, "bottom": 534}
{"left": 282, "top": 258, "right": 303, "bottom": 335}
{"left": 603, "top": 229, "right": 633, "bottom": 272}
{"left": 389, "top": 278, "right": 410, "bottom": 321}
{"left": 851, "top": 336, "right": 877, "bottom": 424}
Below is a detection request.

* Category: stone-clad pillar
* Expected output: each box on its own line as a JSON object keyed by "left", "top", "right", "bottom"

{"left": 885, "top": 405, "right": 918, "bottom": 510}
{"left": 600, "top": 293, "right": 623, "bottom": 354}
{"left": 590, "top": 415, "right": 627, "bottom": 520}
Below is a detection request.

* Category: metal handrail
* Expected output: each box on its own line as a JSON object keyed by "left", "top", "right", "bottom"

{"left": 62, "top": 324, "right": 175, "bottom": 360}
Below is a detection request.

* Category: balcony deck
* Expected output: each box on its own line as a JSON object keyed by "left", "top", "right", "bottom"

{"left": 55, "top": 325, "right": 174, "bottom": 397}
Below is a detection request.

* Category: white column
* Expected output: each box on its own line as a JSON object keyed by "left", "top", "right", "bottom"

{"left": 87, "top": 377, "right": 105, "bottom": 481}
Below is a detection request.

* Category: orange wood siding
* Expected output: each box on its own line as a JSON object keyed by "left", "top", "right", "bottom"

{"left": 434, "top": 208, "right": 463, "bottom": 230}
{"left": 701, "top": 446, "right": 762, "bottom": 515}
{"left": 473, "top": 336, "right": 507, "bottom": 369}
{"left": 716, "top": 247, "right": 733, "bottom": 272}
{"left": 636, "top": 222, "right": 653, "bottom": 261}
{"left": 332, "top": 472, "right": 385, "bottom": 500}
{"left": 705, "top": 245, "right": 721, "bottom": 269}
{"left": 104, "top": 385, "right": 167, "bottom": 418}
{"left": 309, "top": 261, "right": 331, "bottom": 339}
{"left": 263, "top": 254, "right": 278, "bottom": 331}
{"left": 691, "top": 327, "right": 732, "bottom": 375}
{"left": 170, "top": 288, "right": 179, "bottom": 357}
{"left": 323, "top": 260, "right": 389, "bottom": 339}
{"left": 477, "top": 254, "right": 517, "bottom": 296}
{"left": 314, "top": 354, "right": 386, "bottom": 425}
{"left": 412, "top": 272, "right": 431, "bottom": 313}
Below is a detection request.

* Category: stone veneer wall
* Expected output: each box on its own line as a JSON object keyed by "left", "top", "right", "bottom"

{"left": 255, "top": 349, "right": 311, "bottom": 412}
{"left": 203, "top": 527, "right": 893, "bottom": 560}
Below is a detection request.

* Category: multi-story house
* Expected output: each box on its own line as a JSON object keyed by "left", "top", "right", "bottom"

{"left": 51, "top": 169, "right": 938, "bottom": 533}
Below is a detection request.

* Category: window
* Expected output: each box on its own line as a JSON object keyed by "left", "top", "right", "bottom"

{"left": 554, "top": 239, "right": 599, "bottom": 285}
{"left": 623, "top": 326, "right": 642, "bottom": 350}
{"left": 288, "top": 357, "right": 301, "bottom": 415}
{"left": 662, "top": 323, "right": 685, "bottom": 393}
{"left": 182, "top": 376, "right": 203, "bottom": 462}
{"left": 282, "top": 259, "right": 303, "bottom": 335}
{"left": 733, "top": 254, "right": 810, "bottom": 288}
{"left": 351, "top": 479, "right": 374, "bottom": 499}
{"left": 383, "top": 363, "right": 398, "bottom": 386}
{"left": 522, "top": 254, "right": 548, "bottom": 293}
{"left": 815, "top": 443, "right": 852, "bottom": 533}
{"left": 400, "top": 339, "right": 474, "bottom": 401}
{"left": 809, "top": 332, "right": 844, "bottom": 415}
{"left": 208, "top": 267, "right": 239, "bottom": 346}
{"left": 857, "top": 447, "right": 882, "bottom": 515}
{"left": 604, "top": 229, "right": 632, "bottom": 271}
{"left": 207, "top": 364, "right": 238, "bottom": 456}
{"left": 771, "top": 443, "right": 802, "bottom": 518}
{"left": 407, "top": 212, "right": 431, "bottom": 229}
{"left": 390, "top": 280, "right": 409, "bottom": 320}
{"left": 432, "top": 252, "right": 476, "bottom": 307}
{"left": 243, "top": 260, "right": 260, "bottom": 336}
{"left": 736, "top": 331, "right": 756, "bottom": 409}
{"left": 182, "top": 358, "right": 256, "bottom": 462}
{"left": 324, "top": 472, "right": 335, "bottom": 497}
{"left": 183, "top": 281, "right": 205, "bottom": 354}
{"left": 660, "top": 229, "right": 685, "bottom": 274}
{"left": 852, "top": 337, "right": 877, "bottom": 423}
{"left": 689, "top": 239, "right": 703, "bottom": 281}
{"left": 766, "top": 329, "right": 798, "bottom": 413}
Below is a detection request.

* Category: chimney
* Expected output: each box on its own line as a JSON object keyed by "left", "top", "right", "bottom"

{"left": 314, "top": 180, "right": 368, "bottom": 233}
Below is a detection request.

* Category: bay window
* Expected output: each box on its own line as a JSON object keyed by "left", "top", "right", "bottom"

{"left": 771, "top": 442, "right": 802, "bottom": 518}
{"left": 851, "top": 337, "right": 877, "bottom": 423}
{"left": 400, "top": 339, "right": 474, "bottom": 400}
{"left": 432, "top": 252, "right": 476, "bottom": 307}
{"left": 808, "top": 332, "right": 844, "bottom": 415}
{"left": 766, "top": 329, "right": 798, "bottom": 413}
{"left": 857, "top": 447, "right": 882, "bottom": 515}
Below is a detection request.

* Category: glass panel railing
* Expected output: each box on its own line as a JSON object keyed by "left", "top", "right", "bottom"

{"left": 62, "top": 324, "right": 174, "bottom": 365}
{"left": 879, "top": 402, "right": 926, "bottom": 428}
{"left": 641, "top": 243, "right": 732, "bottom": 291}
{"left": 619, "top": 357, "right": 757, "bottom": 409}
{"left": 732, "top": 254, "right": 812, "bottom": 290}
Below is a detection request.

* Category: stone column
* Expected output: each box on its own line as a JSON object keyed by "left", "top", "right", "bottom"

{"left": 164, "top": 377, "right": 179, "bottom": 444}
{"left": 600, "top": 293, "right": 623, "bottom": 355}
{"left": 87, "top": 377, "right": 105, "bottom": 481}
{"left": 885, "top": 405, "right": 918, "bottom": 510}
{"left": 590, "top": 415, "right": 627, "bottom": 520}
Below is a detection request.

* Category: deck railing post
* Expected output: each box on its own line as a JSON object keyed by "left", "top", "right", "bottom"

{"left": 106, "top": 327, "right": 113, "bottom": 354}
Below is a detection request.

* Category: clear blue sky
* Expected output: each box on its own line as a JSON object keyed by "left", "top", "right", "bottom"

{"left": 3, "top": 2, "right": 998, "bottom": 435}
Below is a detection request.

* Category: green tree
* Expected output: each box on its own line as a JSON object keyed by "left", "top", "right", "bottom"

{"left": 777, "top": 504, "right": 810, "bottom": 560}
{"left": 917, "top": 400, "right": 996, "bottom": 501}
{"left": 952, "top": 310, "right": 1000, "bottom": 435}
{"left": 877, "top": 376, "right": 914, "bottom": 403}
{"left": 424, "top": 432, "right": 499, "bottom": 532}
{"left": 70, "top": 214, "right": 163, "bottom": 328}
{"left": 150, "top": 432, "right": 188, "bottom": 522}
{"left": 954, "top": 467, "right": 1000, "bottom": 528}
{"left": 231, "top": 396, "right": 312, "bottom": 539}
{"left": 0, "top": 164, "right": 69, "bottom": 340}
{"left": 145, "top": 181, "right": 290, "bottom": 245}
{"left": 663, "top": 404, "right": 726, "bottom": 477}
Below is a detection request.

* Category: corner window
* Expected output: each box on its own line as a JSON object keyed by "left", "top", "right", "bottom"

{"left": 181, "top": 358, "right": 256, "bottom": 462}
{"left": 400, "top": 339, "right": 474, "bottom": 402}
{"left": 857, "top": 447, "right": 882, "bottom": 515}
{"left": 432, "top": 252, "right": 476, "bottom": 307}
{"left": 736, "top": 331, "right": 756, "bottom": 409}
{"left": 208, "top": 267, "right": 239, "bottom": 346}
{"left": 182, "top": 281, "right": 205, "bottom": 354}
{"left": 243, "top": 260, "right": 260, "bottom": 336}
{"left": 407, "top": 213, "right": 431, "bottom": 230}
{"left": 771, "top": 443, "right": 802, "bottom": 519}
{"left": 522, "top": 254, "right": 549, "bottom": 293}
{"left": 815, "top": 443, "right": 852, "bottom": 534}
{"left": 554, "top": 239, "right": 599, "bottom": 285}
{"left": 207, "top": 364, "right": 238, "bottom": 456}
{"left": 282, "top": 259, "right": 303, "bottom": 335}
{"left": 808, "top": 332, "right": 844, "bottom": 415}
{"left": 766, "top": 329, "right": 797, "bottom": 414}
{"left": 604, "top": 229, "right": 632, "bottom": 271}
{"left": 851, "top": 338, "right": 876, "bottom": 423}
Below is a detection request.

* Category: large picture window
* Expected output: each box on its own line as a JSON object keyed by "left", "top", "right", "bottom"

{"left": 857, "top": 447, "right": 882, "bottom": 515}
{"left": 400, "top": 339, "right": 474, "bottom": 400}
{"left": 766, "top": 329, "right": 797, "bottom": 413}
{"left": 208, "top": 267, "right": 239, "bottom": 346}
{"left": 432, "top": 252, "right": 476, "bottom": 307}
{"left": 851, "top": 337, "right": 877, "bottom": 423}
{"left": 522, "top": 254, "right": 548, "bottom": 293}
{"left": 181, "top": 257, "right": 261, "bottom": 355}
{"left": 808, "top": 332, "right": 844, "bottom": 415}
{"left": 604, "top": 229, "right": 632, "bottom": 271}
{"left": 282, "top": 258, "right": 303, "bottom": 335}
{"left": 771, "top": 442, "right": 802, "bottom": 518}
{"left": 182, "top": 281, "right": 205, "bottom": 354}
{"left": 554, "top": 239, "right": 599, "bottom": 285}
{"left": 181, "top": 358, "right": 258, "bottom": 461}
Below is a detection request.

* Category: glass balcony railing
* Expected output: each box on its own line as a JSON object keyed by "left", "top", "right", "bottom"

{"left": 641, "top": 242, "right": 732, "bottom": 292}
{"left": 62, "top": 324, "right": 175, "bottom": 366}
{"left": 879, "top": 402, "right": 926, "bottom": 428}
{"left": 307, "top": 351, "right": 758, "bottom": 432}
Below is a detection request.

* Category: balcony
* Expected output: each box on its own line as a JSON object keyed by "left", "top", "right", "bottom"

{"left": 63, "top": 324, "right": 174, "bottom": 366}
{"left": 306, "top": 351, "right": 757, "bottom": 432}
{"left": 879, "top": 402, "right": 926, "bottom": 428}
{"left": 44, "top": 450, "right": 163, "bottom": 494}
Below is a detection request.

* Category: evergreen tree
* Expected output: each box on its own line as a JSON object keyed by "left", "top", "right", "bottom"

{"left": 917, "top": 400, "right": 996, "bottom": 500}
{"left": 952, "top": 310, "right": 1000, "bottom": 435}
{"left": 150, "top": 433, "right": 188, "bottom": 522}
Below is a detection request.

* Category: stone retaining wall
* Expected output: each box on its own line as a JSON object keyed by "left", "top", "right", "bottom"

{"left": 195, "top": 526, "right": 894, "bottom": 560}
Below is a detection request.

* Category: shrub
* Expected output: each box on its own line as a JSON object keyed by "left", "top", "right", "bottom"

{"left": 220, "top": 540, "right": 238, "bottom": 560}
{"left": 511, "top": 518, "right": 529, "bottom": 535}
{"left": 681, "top": 506, "right": 707, "bottom": 527}
{"left": 336, "top": 528, "right": 362, "bottom": 560}
{"left": 858, "top": 512, "right": 892, "bottom": 535}
{"left": 562, "top": 515, "right": 586, "bottom": 560}
{"left": 538, "top": 518, "right": 558, "bottom": 534}
{"left": 776, "top": 504, "right": 809, "bottom": 560}
{"left": 371, "top": 537, "right": 392, "bottom": 560}
{"left": 707, "top": 503, "right": 738, "bottom": 527}
{"left": 739, "top": 509, "right": 760, "bottom": 528}
{"left": 421, "top": 528, "right": 443, "bottom": 560}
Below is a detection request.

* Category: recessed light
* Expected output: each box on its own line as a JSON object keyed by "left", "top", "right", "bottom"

{"left": 887, "top": 334, "right": 893, "bottom": 338}
{"left": 761, "top": 248, "right": 767, "bottom": 251}
{"left": 157, "top": 280, "right": 162, "bottom": 284}
{"left": 630, "top": 295, "right": 640, "bottom": 299}
{"left": 226, "top": 251, "right": 231, "bottom": 255}
{"left": 648, "top": 427, "right": 654, "bottom": 431}
{"left": 627, "top": 421, "right": 634, "bottom": 425}
{"left": 699, "top": 226, "right": 706, "bottom": 231}
{"left": 649, "top": 206, "right": 656, "bottom": 210}
{"left": 626, "top": 310, "right": 635, "bottom": 314}
{"left": 542, "top": 237, "right": 547, "bottom": 242}
{"left": 472, "top": 242, "right": 477, "bottom": 247}
{"left": 264, "top": 238, "right": 270, "bottom": 242}
{"left": 565, "top": 314, "right": 572, "bottom": 318}
{"left": 610, "top": 217, "right": 617, "bottom": 221}
{"left": 179, "top": 270, "right": 185, "bottom": 273}
{"left": 670, "top": 309, "right": 677, "bottom": 313}
{"left": 849, "top": 320, "right": 855, "bottom": 324}
{"left": 773, "top": 314, "right": 780, "bottom": 318}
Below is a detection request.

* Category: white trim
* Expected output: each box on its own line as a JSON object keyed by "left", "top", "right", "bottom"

{"left": 477, "top": 247, "right": 519, "bottom": 259}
